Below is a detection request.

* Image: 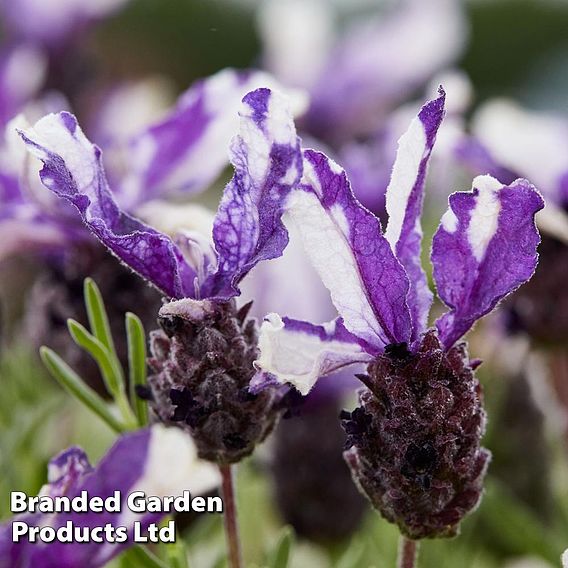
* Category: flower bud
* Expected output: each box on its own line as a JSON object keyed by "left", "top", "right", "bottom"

{"left": 146, "top": 299, "right": 281, "bottom": 464}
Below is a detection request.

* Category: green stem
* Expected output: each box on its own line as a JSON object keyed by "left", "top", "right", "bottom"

{"left": 220, "top": 464, "right": 242, "bottom": 568}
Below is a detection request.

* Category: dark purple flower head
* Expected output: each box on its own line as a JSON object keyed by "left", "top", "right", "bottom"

{"left": 342, "top": 330, "right": 489, "bottom": 539}
{"left": 254, "top": 89, "right": 544, "bottom": 538}
{"left": 0, "top": 426, "right": 219, "bottom": 568}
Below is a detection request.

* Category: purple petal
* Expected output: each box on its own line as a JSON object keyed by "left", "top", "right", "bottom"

{"left": 123, "top": 69, "right": 304, "bottom": 206}
{"left": 255, "top": 314, "right": 373, "bottom": 395}
{"left": 204, "top": 88, "right": 303, "bottom": 298}
{"left": 18, "top": 112, "right": 197, "bottom": 299}
{"left": 432, "top": 175, "right": 544, "bottom": 348}
{"left": 1, "top": 426, "right": 219, "bottom": 568}
{"left": 384, "top": 89, "right": 445, "bottom": 341}
{"left": 45, "top": 447, "right": 94, "bottom": 496}
{"left": 285, "top": 149, "right": 412, "bottom": 349}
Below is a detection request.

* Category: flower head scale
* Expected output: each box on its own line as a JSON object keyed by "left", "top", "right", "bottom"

{"left": 254, "top": 89, "right": 543, "bottom": 539}
{"left": 255, "top": 88, "right": 544, "bottom": 395}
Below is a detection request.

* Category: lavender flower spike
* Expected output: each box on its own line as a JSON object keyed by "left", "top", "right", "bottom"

{"left": 255, "top": 91, "right": 543, "bottom": 539}
{"left": 0, "top": 425, "right": 219, "bottom": 568}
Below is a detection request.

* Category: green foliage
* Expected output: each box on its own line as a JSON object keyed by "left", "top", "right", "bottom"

{"left": 40, "top": 346, "right": 126, "bottom": 433}
{"left": 267, "top": 526, "right": 294, "bottom": 568}
{"left": 126, "top": 312, "right": 148, "bottom": 425}
{"left": 39, "top": 278, "right": 148, "bottom": 432}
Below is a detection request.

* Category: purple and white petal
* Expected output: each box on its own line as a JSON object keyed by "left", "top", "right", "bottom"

{"left": 203, "top": 87, "right": 303, "bottom": 298}
{"left": 384, "top": 90, "right": 445, "bottom": 340}
{"left": 1, "top": 426, "right": 220, "bottom": 568}
{"left": 0, "top": 115, "right": 83, "bottom": 261}
{"left": 43, "top": 447, "right": 94, "bottom": 497}
{"left": 18, "top": 112, "right": 197, "bottom": 299}
{"left": 254, "top": 314, "right": 373, "bottom": 395}
{"left": 122, "top": 69, "right": 307, "bottom": 207}
{"left": 285, "top": 149, "right": 412, "bottom": 349}
{"left": 432, "top": 174, "right": 544, "bottom": 348}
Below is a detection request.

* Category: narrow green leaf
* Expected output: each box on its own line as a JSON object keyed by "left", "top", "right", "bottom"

{"left": 268, "top": 526, "right": 294, "bottom": 568}
{"left": 84, "top": 277, "right": 116, "bottom": 353}
{"left": 67, "top": 319, "right": 123, "bottom": 396}
{"left": 40, "top": 347, "right": 124, "bottom": 433}
{"left": 126, "top": 312, "right": 148, "bottom": 426}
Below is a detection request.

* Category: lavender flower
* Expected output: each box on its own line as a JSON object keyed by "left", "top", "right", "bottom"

{"left": 19, "top": 87, "right": 303, "bottom": 463}
{"left": 1, "top": 69, "right": 297, "bottom": 388}
{"left": 0, "top": 425, "right": 219, "bottom": 568}
{"left": 255, "top": 90, "right": 544, "bottom": 538}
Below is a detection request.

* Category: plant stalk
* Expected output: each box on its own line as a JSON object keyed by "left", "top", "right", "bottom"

{"left": 398, "top": 536, "right": 419, "bottom": 568}
{"left": 220, "top": 464, "right": 242, "bottom": 568}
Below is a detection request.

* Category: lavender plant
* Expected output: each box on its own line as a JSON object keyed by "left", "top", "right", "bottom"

{"left": 18, "top": 87, "right": 302, "bottom": 568}
{"left": 254, "top": 90, "right": 543, "bottom": 564}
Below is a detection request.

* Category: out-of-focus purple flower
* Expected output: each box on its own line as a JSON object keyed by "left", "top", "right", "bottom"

{"left": 255, "top": 90, "right": 543, "bottom": 538}
{"left": 260, "top": 0, "right": 467, "bottom": 143}
{"left": 0, "top": 44, "right": 46, "bottom": 127}
{"left": 118, "top": 69, "right": 307, "bottom": 210}
{"left": 0, "top": 0, "right": 130, "bottom": 49}
{"left": 0, "top": 425, "right": 219, "bottom": 568}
